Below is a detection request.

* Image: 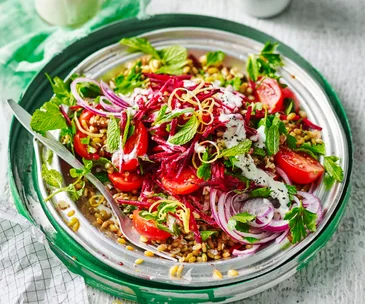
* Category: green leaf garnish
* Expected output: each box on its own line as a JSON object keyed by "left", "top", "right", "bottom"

{"left": 168, "top": 114, "right": 199, "bottom": 145}
{"left": 245, "top": 237, "right": 258, "bottom": 243}
{"left": 115, "top": 61, "right": 144, "bottom": 94}
{"left": 284, "top": 204, "right": 317, "bottom": 244}
{"left": 249, "top": 187, "right": 271, "bottom": 198}
{"left": 159, "top": 45, "right": 188, "bottom": 66}
{"left": 120, "top": 37, "right": 161, "bottom": 59}
{"left": 196, "top": 149, "right": 211, "bottom": 181}
{"left": 286, "top": 184, "right": 297, "bottom": 201}
{"left": 106, "top": 115, "right": 120, "bottom": 153}
{"left": 324, "top": 156, "right": 344, "bottom": 183}
{"left": 220, "top": 139, "right": 252, "bottom": 158}
{"left": 228, "top": 212, "right": 256, "bottom": 231}
{"left": 45, "top": 73, "right": 76, "bottom": 106}
{"left": 153, "top": 107, "right": 194, "bottom": 126}
{"left": 42, "top": 164, "right": 63, "bottom": 188}
{"left": 265, "top": 123, "right": 280, "bottom": 156}
{"left": 286, "top": 134, "right": 297, "bottom": 149}
{"left": 205, "top": 51, "right": 225, "bottom": 67}
{"left": 200, "top": 230, "right": 218, "bottom": 241}
{"left": 253, "top": 146, "right": 266, "bottom": 157}
{"left": 30, "top": 101, "right": 68, "bottom": 135}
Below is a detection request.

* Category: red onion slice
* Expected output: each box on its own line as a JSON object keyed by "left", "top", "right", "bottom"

{"left": 232, "top": 245, "right": 260, "bottom": 256}
{"left": 71, "top": 78, "right": 122, "bottom": 117}
{"left": 100, "top": 97, "right": 123, "bottom": 112}
{"left": 276, "top": 166, "right": 292, "bottom": 185}
{"left": 298, "top": 191, "right": 323, "bottom": 223}
{"left": 100, "top": 80, "right": 130, "bottom": 108}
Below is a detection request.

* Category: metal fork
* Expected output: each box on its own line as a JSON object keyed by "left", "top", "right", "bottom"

{"left": 7, "top": 99, "right": 176, "bottom": 261}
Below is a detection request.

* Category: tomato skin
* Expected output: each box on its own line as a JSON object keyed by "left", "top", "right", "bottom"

{"left": 133, "top": 210, "right": 171, "bottom": 241}
{"left": 108, "top": 171, "right": 143, "bottom": 192}
{"left": 256, "top": 77, "right": 284, "bottom": 113}
{"left": 119, "top": 121, "right": 149, "bottom": 171}
{"left": 161, "top": 167, "right": 201, "bottom": 195}
{"left": 74, "top": 132, "right": 100, "bottom": 160}
{"left": 275, "top": 148, "right": 324, "bottom": 184}
{"left": 282, "top": 87, "right": 300, "bottom": 112}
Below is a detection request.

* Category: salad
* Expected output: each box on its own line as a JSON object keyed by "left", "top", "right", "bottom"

{"left": 33, "top": 37, "right": 344, "bottom": 262}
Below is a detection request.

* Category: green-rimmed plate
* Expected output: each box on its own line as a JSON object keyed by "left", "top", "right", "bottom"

{"left": 8, "top": 14, "right": 353, "bottom": 303}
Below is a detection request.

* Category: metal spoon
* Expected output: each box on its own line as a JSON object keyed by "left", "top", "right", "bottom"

{"left": 7, "top": 99, "right": 176, "bottom": 261}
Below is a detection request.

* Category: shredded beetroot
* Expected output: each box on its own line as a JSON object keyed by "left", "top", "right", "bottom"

{"left": 115, "top": 199, "right": 152, "bottom": 208}
{"left": 245, "top": 105, "right": 252, "bottom": 125}
{"left": 59, "top": 106, "right": 72, "bottom": 126}
{"left": 302, "top": 118, "right": 323, "bottom": 131}
{"left": 183, "top": 199, "right": 202, "bottom": 243}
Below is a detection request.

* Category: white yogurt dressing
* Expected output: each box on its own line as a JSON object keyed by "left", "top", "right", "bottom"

{"left": 194, "top": 142, "right": 206, "bottom": 154}
{"left": 220, "top": 114, "right": 289, "bottom": 214}
{"left": 255, "top": 125, "right": 266, "bottom": 149}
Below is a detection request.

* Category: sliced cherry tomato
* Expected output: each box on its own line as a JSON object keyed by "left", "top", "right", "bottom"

{"left": 79, "top": 110, "right": 96, "bottom": 127}
{"left": 108, "top": 171, "right": 143, "bottom": 192}
{"left": 161, "top": 167, "right": 202, "bottom": 195}
{"left": 256, "top": 77, "right": 284, "bottom": 113}
{"left": 74, "top": 132, "right": 100, "bottom": 160}
{"left": 132, "top": 210, "right": 171, "bottom": 241}
{"left": 120, "top": 121, "right": 148, "bottom": 171}
{"left": 274, "top": 148, "right": 324, "bottom": 184}
{"left": 282, "top": 87, "right": 300, "bottom": 112}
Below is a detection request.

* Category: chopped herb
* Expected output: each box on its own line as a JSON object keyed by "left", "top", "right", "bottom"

{"left": 200, "top": 230, "right": 218, "bottom": 241}
{"left": 287, "top": 134, "right": 297, "bottom": 149}
{"left": 119, "top": 37, "right": 161, "bottom": 59}
{"left": 115, "top": 61, "right": 144, "bottom": 94}
{"left": 245, "top": 237, "right": 258, "bottom": 243}
{"left": 94, "top": 171, "right": 110, "bottom": 184}
{"left": 286, "top": 184, "right": 297, "bottom": 201}
{"left": 253, "top": 146, "right": 266, "bottom": 157}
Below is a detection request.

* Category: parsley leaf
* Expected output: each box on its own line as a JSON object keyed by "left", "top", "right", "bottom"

{"left": 119, "top": 37, "right": 161, "bottom": 59}
{"left": 284, "top": 205, "right": 317, "bottom": 244}
{"left": 200, "top": 230, "right": 218, "bottom": 241}
{"left": 324, "top": 156, "right": 344, "bottom": 182}
{"left": 249, "top": 187, "right": 271, "bottom": 198}
{"left": 253, "top": 146, "right": 266, "bottom": 157}
{"left": 245, "top": 237, "right": 258, "bottom": 243}
{"left": 228, "top": 212, "right": 256, "bottom": 231}
{"left": 286, "top": 184, "right": 297, "bottom": 201}
{"left": 168, "top": 114, "right": 199, "bottom": 145}
{"left": 220, "top": 139, "right": 252, "bottom": 158}
{"left": 106, "top": 116, "right": 120, "bottom": 153}
{"left": 94, "top": 171, "right": 110, "bottom": 184}
{"left": 197, "top": 149, "right": 211, "bottom": 181}
{"left": 30, "top": 101, "right": 68, "bottom": 135}
{"left": 205, "top": 51, "right": 225, "bottom": 67}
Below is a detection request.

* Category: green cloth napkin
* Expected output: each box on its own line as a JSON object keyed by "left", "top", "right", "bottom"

{"left": 0, "top": 0, "right": 149, "bottom": 101}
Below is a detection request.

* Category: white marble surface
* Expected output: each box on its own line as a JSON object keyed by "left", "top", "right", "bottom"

{"left": 88, "top": 0, "right": 365, "bottom": 303}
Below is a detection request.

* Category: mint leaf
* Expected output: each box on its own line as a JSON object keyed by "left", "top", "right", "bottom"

{"left": 30, "top": 101, "right": 68, "bottom": 134}
{"left": 94, "top": 171, "right": 110, "bottom": 184}
{"left": 266, "top": 123, "right": 280, "bottom": 156}
{"left": 206, "top": 51, "right": 225, "bottom": 67}
{"left": 156, "top": 62, "right": 187, "bottom": 75}
{"left": 284, "top": 98, "right": 294, "bottom": 115}
{"left": 228, "top": 212, "right": 256, "bottom": 231}
{"left": 200, "top": 230, "right": 218, "bottom": 241}
{"left": 246, "top": 54, "right": 259, "bottom": 82}
{"left": 296, "top": 148, "right": 317, "bottom": 159}
{"left": 220, "top": 139, "right": 252, "bottom": 158}
{"left": 324, "top": 156, "right": 343, "bottom": 182}
{"left": 249, "top": 187, "right": 271, "bottom": 198}
{"left": 106, "top": 116, "right": 120, "bottom": 153}
{"left": 160, "top": 45, "right": 187, "bottom": 66}
{"left": 154, "top": 105, "right": 168, "bottom": 123}
{"left": 42, "top": 164, "right": 63, "bottom": 188}
{"left": 153, "top": 107, "right": 194, "bottom": 126}
{"left": 287, "top": 134, "right": 297, "bottom": 149}
{"left": 323, "top": 174, "right": 335, "bottom": 190}
{"left": 261, "top": 41, "right": 279, "bottom": 53}
{"left": 196, "top": 149, "right": 211, "bottom": 181}
{"left": 119, "top": 37, "right": 160, "bottom": 59}
{"left": 284, "top": 205, "right": 317, "bottom": 244}
{"left": 300, "top": 143, "right": 326, "bottom": 156}
{"left": 168, "top": 114, "right": 199, "bottom": 145}
{"left": 122, "top": 109, "right": 132, "bottom": 147}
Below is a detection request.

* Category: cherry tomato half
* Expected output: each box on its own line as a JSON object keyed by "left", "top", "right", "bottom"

{"left": 108, "top": 171, "right": 143, "bottom": 192}
{"left": 115, "top": 121, "right": 148, "bottom": 171}
{"left": 161, "top": 167, "right": 202, "bottom": 195}
{"left": 256, "top": 77, "right": 284, "bottom": 113}
{"left": 79, "top": 110, "right": 95, "bottom": 126}
{"left": 282, "top": 87, "right": 300, "bottom": 112}
{"left": 274, "top": 148, "right": 324, "bottom": 184}
{"left": 133, "top": 209, "right": 171, "bottom": 241}
{"left": 74, "top": 132, "right": 100, "bottom": 160}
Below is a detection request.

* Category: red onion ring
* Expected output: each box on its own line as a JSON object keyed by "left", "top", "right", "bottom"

{"left": 232, "top": 245, "right": 260, "bottom": 256}
{"left": 276, "top": 167, "right": 292, "bottom": 185}
{"left": 100, "top": 80, "right": 130, "bottom": 108}
{"left": 298, "top": 191, "right": 323, "bottom": 223}
{"left": 71, "top": 78, "right": 122, "bottom": 117}
{"left": 99, "top": 97, "right": 123, "bottom": 112}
